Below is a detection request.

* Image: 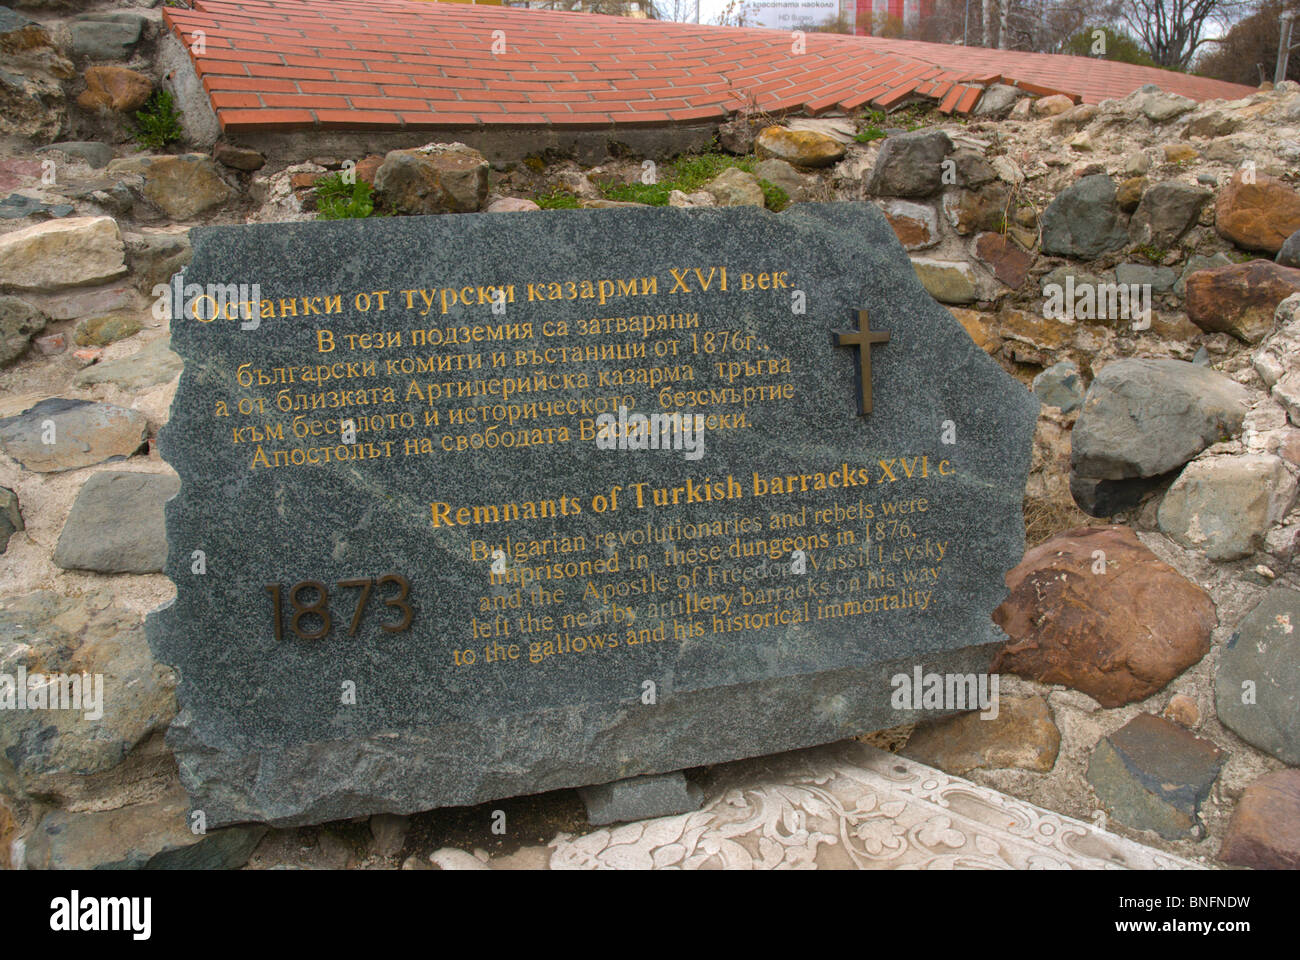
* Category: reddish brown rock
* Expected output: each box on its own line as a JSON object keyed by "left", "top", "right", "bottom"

{"left": 974, "top": 232, "right": 1033, "bottom": 287}
{"left": 355, "top": 154, "right": 385, "bottom": 186}
{"left": 291, "top": 171, "right": 324, "bottom": 190}
{"left": 1215, "top": 172, "right": 1300, "bottom": 254}
{"left": 1163, "top": 693, "right": 1199, "bottom": 728}
{"left": 942, "top": 183, "right": 1010, "bottom": 236}
{"left": 992, "top": 526, "right": 1216, "bottom": 708}
{"left": 881, "top": 201, "right": 938, "bottom": 250}
{"left": 76, "top": 66, "right": 151, "bottom": 113}
{"left": 902, "top": 695, "right": 1060, "bottom": 775}
{"left": 1185, "top": 260, "right": 1300, "bottom": 343}
{"left": 1220, "top": 769, "right": 1300, "bottom": 869}
{"left": 949, "top": 308, "right": 999, "bottom": 355}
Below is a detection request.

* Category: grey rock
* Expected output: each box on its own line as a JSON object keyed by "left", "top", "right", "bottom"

{"left": 0, "top": 193, "right": 73, "bottom": 219}
{"left": 1041, "top": 175, "right": 1129, "bottom": 259}
{"left": 1087, "top": 713, "right": 1224, "bottom": 840}
{"left": 37, "top": 141, "right": 112, "bottom": 169}
{"left": 866, "top": 130, "right": 952, "bottom": 198}
{"left": 148, "top": 203, "right": 1039, "bottom": 827}
{"left": 368, "top": 813, "right": 409, "bottom": 858}
{"left": 69, "top": 17, "right": 142, "bottom": 61}
{"left": 972, "top": 83, "right": 1023, "bottom": 118}
{"left": 1114, "top": 262, "right": 1177, "bottom": 293}
{"left": 1278, "top": 229, "right": 1300, "bottom": 269}
{"left": 1134, "top": 86, "right": 1197, "bottom": 123}
{"left": 73, "top": 337, "right": 182, "bottom": 390}
{"left": 753, "top": 157, "right": 806, "bottom": 202}
{"left": 54, "top": 471, "right": 178, "bottom": 573}
{"left": 0, "top": 589, "right": 177, "bottom": 791}
{"left": 1157, "top": 455, "right": 1297, "bottom": 561}
{"left": 0, "top": 294, "right": 46, "bottom": 365}
{"left": 124, "top": 230, "right": 191, "bottom": 290}
{"left": 1032, "top": 361, "right": 1084, "bottom": 412}
{"left": 1215, "top": 585, "right": 1300, "bottom": 764}
{"left": 951, "top": 150, "right": 997, "bottom": 188}
{"left": 1197, "top": 173, "right": 1218, "bottom": 187}
{"left": 0, "top": 397, "right": 148, "bottom": 473}
{"left": 142, "top": 155, "right": 234, "bottom": 221}
{"left": 1192, "top": 345, "right": 1210, "bottom": 365}
{"left": 579, "top": 772, "right": 704, "bottom": 826}
{"left": 1071, "top": 359, "right": 1250, "bottom": 481}
{"left": 1128, "top": 181, "right": 1211, "bottom": 248}
{"left": 0, "top": 485, "right": 21, "bottom": 552}
{"left": 1070, "top": 472, "right": 1175, "bottom": 518}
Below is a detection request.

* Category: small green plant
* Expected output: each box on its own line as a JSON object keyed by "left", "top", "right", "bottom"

{"left": 315, "top": 173, "right": 379, "bottom": 219}
{"left": 133, "top": 89, "right": 184, "bottom": 151}
{"left": 757, "top": 178, "right": 789, "bottom": 212}
{"left": 1132, "top": 243, "right": 1167, "bottom": 263}
{"left": 534, "top": 189, "right": 580, "bottom": 209}
{"left": 854, "top": 127, "right": 886, "bottom": 143}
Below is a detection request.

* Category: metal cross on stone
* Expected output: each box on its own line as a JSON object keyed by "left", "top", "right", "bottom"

{"left": 833, "top": 309, "right": 890, "bottom": 416}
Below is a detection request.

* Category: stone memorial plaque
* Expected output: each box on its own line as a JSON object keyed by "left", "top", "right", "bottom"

{"left": 148, "top": 203, "right": 1038, "bottom": 826}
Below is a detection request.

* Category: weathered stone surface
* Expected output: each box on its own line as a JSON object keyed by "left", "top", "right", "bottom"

{"left": 53, "top": 471, "right": 178, "bottom": 573}
{"left": 1279, "top": 229, "right": 1300, "bottom": 268}
{"left": 973, "top": 83, "right": 1023, "bottom": 118}
{"left": 124, "top": 230, "right": 192, "bottom": 291}
{"left": 1070, "top": 358, "right": 1249, "bottom": 481}
{"left": 1128, "top": 181, "right": 1211, "bottom": 248}
{"left": 0, "top": 192, "right": 72, "bottom": 219}
{"left": 0, "top": 7, "right": 74, "bottom": 141}
{"left": 1183, "top": 111, "right": 1241, "bottom": 139}
{"left": 1162, "top": 142, "right": 1198, "bottom": 163}
{"left": 1220, "top": 769, "right": 1300, "bottom": 869}
{"left": 866, "top": 130, "right": 952, "bottom": 198}
{"left": 28, "top": 281, "right": 135, "bottom": 321}
{"left": 973, "top": 232, "right": 1032, "bottom": 287}
{"left": 0, "top": 485, "right": 20, "bottom": 552}
{"left": 1032, "top": 94, "right": 1073, "bottom": 116}
{"left": 1051, "top": 103, "right": 1098, "bottom": 134}
{"left": 1131, "top": 85, "right": 1196, "bottom": 123}
{"left": 949, "top": 307, "right": 998, "bottom": 354}
{"left": 1032, "top": 360, "right": 1084, "bottom": 412}
{"left": 951, "top": 150, "right": 998, "bottom": 189}
{"left": 374, "top": 142, "right": 489, "bottom": 214}
{"left": 0, "top": 589, "right": 177, "bottom": 791}
{"left": 1114, "top": 262, "right": 1177, "bottom": 292}
{"left": 1185, "top": 260, "right": 1300, "bottom": 343}
{"left": 33, "top": 331, "right": 65, "bottom": 355}
{"left": 1116, "top": 176, "right": 1145, "bottom": 212}
{"left": 754, "top": 126, "right": 845, "bottom": 168}
{"left": 880, "top": 199, "right": 938, "bottom": 250}
{"left": 151, "top": 203, "right": 1039, "bottom": 827}
{"left": 36, "top": 141, "right": 112, "bottom": 169}
{"left": 703, "top": 166, "right": 764, "bottom": 206}
{"left": 0, "top": 397, "right": 147, "bottom": 472}
{"left": 25, "top": 785, "right": 264, "bottom": 870}
{"left": 579, "top": 772, "right": 704, "bottom": 826}
{"left": 213, "top": 142, "right": 265, "bottom": 172}
{"left": 73, "top": 310, "right": 140, "bottom": 347}
{"left": 902, "top": 695, "right": 1059, "bottom": 775}
{"left": 143, "top": 155, "right": 235, "bottom": 220}
{"left": 1175, "top": 252, "right": 1232, "bottom": 296}
{"left": 486, "top": 197, "right": 540, "bottom": 212}
{"left": 942, "top": 182, "right": 1010, "bottom": 236}
{"left": 1254, "top": 298, "right": 1300, "bottom": 424}
{"left": 1215, "top": 585, "right": 1300, "bottom": 763}
{"left": 0, "top": 294, "right": 45, "bottom": 364}
{"left": 72, "top": 336, "right": 182, "bottom": 391}
{"left": 1164, "top": 693, "right": 1199, "bottom": 728}
{"left": 0, "top": 216, "right": 126, "bottom": 290}
{"left": 1040, "top": 175, "right": 1128, "bottom": 259}
{"left": 1216, "top": 172, "right": 1300, "bottom": 254}
{"left": 911, "top": 258, "right": 977, "bottom": 304}
{"left": 753, "top": 158, "right": 806, "bottom": 202}
{"left": 1158, "top": 455, "right": 1298, "bottom": 561}
{"left": 76, "top": 65, "right": 150, "bottom": 112}
{"left": 1087, "top": 713, "right": 1224, "bottom": 840}
{"left": 1069, "top": 473, "right": 1171, "bottom": 518}
{"left": 993, "top": 526, "right": 1216, "bottom": 707}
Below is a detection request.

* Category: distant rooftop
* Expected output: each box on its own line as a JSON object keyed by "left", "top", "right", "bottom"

{"left": 162, "top": 0, "right": 1256, "bottom": 135}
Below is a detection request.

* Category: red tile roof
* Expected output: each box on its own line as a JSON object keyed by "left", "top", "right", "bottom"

{"left": 163, "top": 0, "right": 1255, "bottom": 135}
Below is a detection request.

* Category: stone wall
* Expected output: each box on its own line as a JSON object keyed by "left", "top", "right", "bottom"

{"left": 2, "top": 1, "right": 1299, "bottom": 869}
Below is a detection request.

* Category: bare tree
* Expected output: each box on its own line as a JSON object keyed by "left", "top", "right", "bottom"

{"left": 1117, "top": 0, "right": 1249, "bottom": 67}
{"left": 652, "top": 0, "right": 696, "bottom": 21}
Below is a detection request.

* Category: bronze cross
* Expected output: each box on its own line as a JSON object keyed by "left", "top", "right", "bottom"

{"left": 833, "top": 310, "right": 890, "bottom": 416}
